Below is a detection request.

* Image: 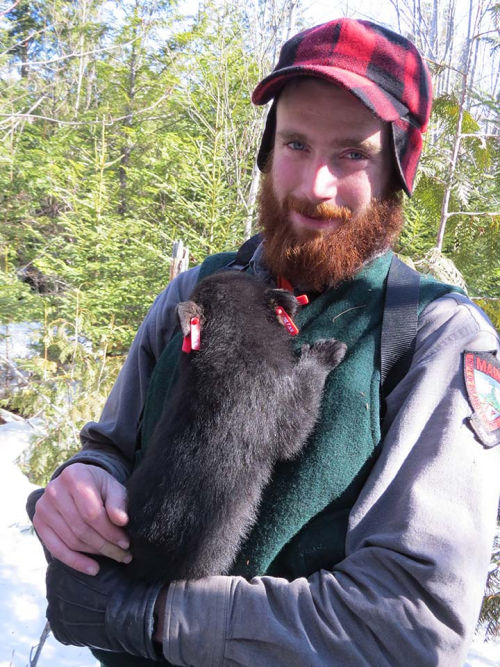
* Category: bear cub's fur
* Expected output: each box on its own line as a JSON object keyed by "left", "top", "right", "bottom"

{"left": 126, "top": 271, "right": 346, "bottom": 583}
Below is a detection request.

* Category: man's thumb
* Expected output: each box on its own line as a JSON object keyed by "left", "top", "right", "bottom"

{"left": 103, "top": 477, "right": 129, "bottom": 526}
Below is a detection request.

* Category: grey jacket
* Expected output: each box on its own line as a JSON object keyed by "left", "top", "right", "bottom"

{"left": 61, "top": 252, "right": 500, "bottom": 666}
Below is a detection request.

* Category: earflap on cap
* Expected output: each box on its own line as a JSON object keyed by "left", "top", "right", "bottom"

{"left": 391, "top": 118, "right": 424, "bottom": 196}
{"left": 257, "top": 100, "right": 277, "bottom": 171}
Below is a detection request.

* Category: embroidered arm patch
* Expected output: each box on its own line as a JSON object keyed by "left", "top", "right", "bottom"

{"left": 463, "top": 350, "right": 500, "bottom": 448}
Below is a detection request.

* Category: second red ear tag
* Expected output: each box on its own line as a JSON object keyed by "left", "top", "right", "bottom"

{"left": 181, "top": 335, "right": 192, "bottom": 353}
{"left": 275, "top": 307, "right": 299, "bottom": 336}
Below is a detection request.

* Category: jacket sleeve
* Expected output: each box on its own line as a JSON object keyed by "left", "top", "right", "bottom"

{"left": 160, "top": 293, "right": 500, "bottom": 667}
{"left": 51, "top": 266, "right": 201, "bottom": 483}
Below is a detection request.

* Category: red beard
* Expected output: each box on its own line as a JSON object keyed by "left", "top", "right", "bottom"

{"left": 258, "top": 171, "right": 404, "bottom": 292}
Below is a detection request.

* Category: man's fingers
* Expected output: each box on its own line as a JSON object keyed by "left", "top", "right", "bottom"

{"left": 56, "top": 505, "right": 131, "bottom": 562}
{"left": 71, "top": 483, "right": 132, "bottom": 557}
{"left": 36, "top": 465, "right": 132, "bottom": 562}
{"left": 35, "top": 490, "right": 132, "bottom": 564}
{"left": 76, "top": 465, "right": 129, "bottom": 531}
{"left": 93, "top": 535, "right": 132, "bottom": 563}
{"left": 33, "top": 517, "right": 100, "bottom": 575}
{"left": 67, "top": 465, "right": 130, "bottom": 545}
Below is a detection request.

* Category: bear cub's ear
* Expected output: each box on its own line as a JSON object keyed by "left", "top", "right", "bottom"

{"left": 265, "top": 289, "right": 299, "bottom": 318}
{"left": 177, "top": 301, "right": 203, "bottom": 337}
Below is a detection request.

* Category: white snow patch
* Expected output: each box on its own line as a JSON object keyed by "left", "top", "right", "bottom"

{"left": 0, "top": 322, "right": 40, "bottom": 360}
{"left": 0, "top": 419, "right": 98, "bottom": 666}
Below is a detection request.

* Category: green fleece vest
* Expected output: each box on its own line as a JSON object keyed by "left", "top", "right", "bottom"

{"left": 93, "top": 251, "right": 457, "bottom": 667}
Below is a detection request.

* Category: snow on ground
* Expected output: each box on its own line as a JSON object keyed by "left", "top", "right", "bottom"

{"left": 0, "top": 417, "right": 498, "bottom": 666}
{"left": 465, "top": 642, "right": 500, "bottom": 667}
{"left": 0, "top": 418, "right": 97, "bottom": 667}
{"left": 0, "top": 323, "right": 40, "bottom": 360}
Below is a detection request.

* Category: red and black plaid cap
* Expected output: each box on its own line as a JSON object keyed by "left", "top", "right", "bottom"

{"left": 252, "top": 18, "right": 432, "bottom": 195}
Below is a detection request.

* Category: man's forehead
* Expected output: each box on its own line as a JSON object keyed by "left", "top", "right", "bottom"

{"left": 279, "top": 76, "right": 366, "bottom": 103}
{"left": 275, "top": 78, "right": 390, "bottom": 145}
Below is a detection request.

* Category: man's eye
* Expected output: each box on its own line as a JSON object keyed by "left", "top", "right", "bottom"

{"left": 345, "top": 150, "right": 365, "bottom": 160}
{"left": 287, "top": 140, "right": 306, "bottom": 151}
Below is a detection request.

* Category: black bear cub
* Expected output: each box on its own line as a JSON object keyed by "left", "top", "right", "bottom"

{"left": 126, "top": 270, "right": 346, "bottom": 583}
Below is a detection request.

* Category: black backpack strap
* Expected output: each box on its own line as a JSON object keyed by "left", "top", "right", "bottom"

{"left": 381, "top": 255, "right": 421, "bottom": 402}
{"left": 224, "top": 233, "right": 262, "bottom": 271}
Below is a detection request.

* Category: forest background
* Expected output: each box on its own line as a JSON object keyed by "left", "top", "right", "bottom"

{"left": 0, "top": 0, "right": 499, "bottom": 638}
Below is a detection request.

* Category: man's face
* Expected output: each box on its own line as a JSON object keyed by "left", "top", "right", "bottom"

{"left": 271, "top": 78, "right": 393, "bottom": 236}
{"left": 259, "top": 78, "right": 403, "bottom": 291}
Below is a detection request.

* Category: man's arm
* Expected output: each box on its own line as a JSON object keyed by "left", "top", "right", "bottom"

{"left": 31, "top": 266, "right": 201, "bottom": 573}
{"left": 157, "top": 294, "right": 500, "bottom": 666}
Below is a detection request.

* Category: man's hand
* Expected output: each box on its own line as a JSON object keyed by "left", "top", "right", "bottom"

{"left": 31, "top": 463, "right": 132, "bottom": 574}
{"left": 46, "top": 556, "right": 164, "bottom": 659}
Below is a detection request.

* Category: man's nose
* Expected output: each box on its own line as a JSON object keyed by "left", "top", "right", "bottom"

{"left": 302, "top": 162, "right": 337, "bottom": 202}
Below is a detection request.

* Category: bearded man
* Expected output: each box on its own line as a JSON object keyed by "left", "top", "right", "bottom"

{"left": 28, "top": 18, "right": 499, "bottom": 667}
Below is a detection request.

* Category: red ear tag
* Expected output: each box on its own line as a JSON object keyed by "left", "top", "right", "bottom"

{"left": 190, "top": 317, "right": 201, "bottom": 350}
{"left": 275, "top": 307, "right": 299, "bottom": 336}
{"left": 181, "top": 335, "right": 192, "bottom": 353}
{"left": 296, "top": 294, "right": 309, "bottom": 305}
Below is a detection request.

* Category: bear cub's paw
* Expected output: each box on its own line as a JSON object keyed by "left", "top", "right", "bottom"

{"left": 305, "top": 338, "right": 347, "bottom": 369}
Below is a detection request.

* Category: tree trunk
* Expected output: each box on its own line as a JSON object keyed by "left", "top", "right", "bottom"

{"left": 436, "top": 0, "right": 479, "bottom": 251}
{"left": 118, "top": 13, "right": 139, "bottom": 216}
{"left": 243, "top": 0, "right": 299, "bottom": 238}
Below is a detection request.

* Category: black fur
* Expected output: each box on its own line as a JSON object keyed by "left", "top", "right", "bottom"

{"left": 126, "top": 271, "right": 346, "bottom": 583}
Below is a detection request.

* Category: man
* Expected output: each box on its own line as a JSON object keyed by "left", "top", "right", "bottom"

{"left": 29, "top": 18, "right": 499, "bottom": 666}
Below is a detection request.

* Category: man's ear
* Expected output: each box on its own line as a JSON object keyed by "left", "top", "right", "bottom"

{"left": 177, "top": 301, "right": 203, "bottom": 337}
{"left": 266, "top": 289, "right": 299, "bottom": 318}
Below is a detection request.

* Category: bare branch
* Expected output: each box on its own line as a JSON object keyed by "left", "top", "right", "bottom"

{"left": 4, "top": 95, "right": 46, "bottom": 140}
{"left": 1, "top": 35, "right": 144, "bottom": 69}
{"left": 0, "top": 0, "right": 20, "bottom": 17}
{"left": 0, "top": 91, "right": 172, "bottom": 135}
{"left": 470, "top": 297, "right": 500, "bottom": 301}
{"left": 445, "top": 211, "right": 499, "bottom": 217}
{"left": 28, "top": 621, "right": 51, "bottom": 667}
{"left": 460, "top": 133, "right": 500, "bottom": 138}
{"left": 0, "top": 25, "right": 54, "bottom": 60}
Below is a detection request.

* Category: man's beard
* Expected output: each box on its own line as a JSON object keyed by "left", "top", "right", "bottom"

{"left": 258, "top": 171, "right": 404, "bottom": 292}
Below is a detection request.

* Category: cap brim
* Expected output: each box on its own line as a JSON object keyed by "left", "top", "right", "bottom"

{"left": 252, "top": 65, "right": 407, "bottom": 122}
